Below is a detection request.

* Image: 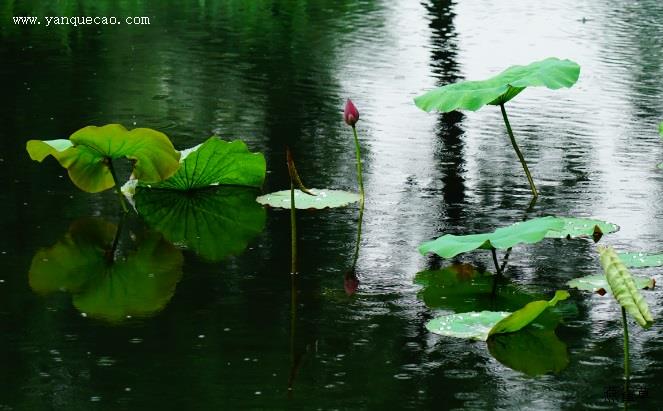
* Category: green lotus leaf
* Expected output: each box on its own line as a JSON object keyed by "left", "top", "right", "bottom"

{"left": 414, "top": 57, "right": 580, "bottom": 112}
{"left": 489, "top": 290, "right": 569, "bottom": 336}
{"left": 414, "top": 264, "right": 538, "bottom": 312}
{"left": 426, "top": 311, "right": 510, "bottom": 341}
{"left": 487, "top": 328, "right": 569, "bottom": 376}
{"left": 26, "top": 124, "right": 181, "bottom": 193}
{"left": 134, "top": 187, "right": 266, "bottom": 261}
{"left": 567, "top": 274, "right": 655, "bottom": 294}
{"left": 617, "top": 252, "right": 663, "bottom": 268}
{"left": 418, "top": 216, "right": 565, "bottom": 259}
{"left": 28, "top": 218, "right": 183, "bottom": 322}
{"left": 256, "top": 189, "right": 360, "bottom": 209}
{"left": 149, "top": 137, "right": 266, "bottom": 190}
{"left": 544, "top": 217, "right": 619, "bottom": 239}
{"left": 659, "top": 122, "right": 663, "bottom": 136}
{"left": 598, "top": 246, "right": 654, "bottom": 328}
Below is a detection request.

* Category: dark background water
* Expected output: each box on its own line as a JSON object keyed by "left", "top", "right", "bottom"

{"left": 2, "top": 0, "right": 663, "bottom": 409}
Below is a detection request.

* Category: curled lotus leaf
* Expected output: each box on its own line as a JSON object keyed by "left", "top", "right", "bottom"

{"left": 26, "top": 124, "right": 180, "bottom": 193}
{"left": 415, "top": 57, "right": 580, "bottom": 112}
{"left": 598, "top": 246, "right": 654, "bottom": 328}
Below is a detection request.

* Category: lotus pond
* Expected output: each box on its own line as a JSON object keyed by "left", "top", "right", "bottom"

{"left": 3, "top": 0, "right": 663, "bottom": 409}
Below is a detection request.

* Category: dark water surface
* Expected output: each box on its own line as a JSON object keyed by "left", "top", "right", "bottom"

{"left": 2, "top": 0, "right": 663, "bottom": 409}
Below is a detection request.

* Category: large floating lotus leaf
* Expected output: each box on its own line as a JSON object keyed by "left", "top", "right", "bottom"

{"left": 418, "top": 216, "right": 565, "bottom": 259}
{"left": 426, "top": 311, "right": 510, "bottom": 341}
{"left": 489, "top": 290, "right": 570, "bottom": 336}
{"left": 414, "top": 57, "right": 580, "bottom": 112}
{"left": 414, "top": 264, "right": 538, "bottom": 312}
{"left": 598, "top": 246, "right": 654, "bottom": 328}
{"left": 256, "top": 189, "right": 360, "bottom": 209}
{"left": 26, "top": 124, "right": 181, "bottom": 193}
{"left": 567, "top": 274, "right": 655, "bottom": 295}
{"left": 544, "top": 217, "right": 619, "bottom": 239}
{"left": 28, "top": 218, "right": 183, "bottom": 322}
{"left": 134, "top": 187, "right": 266, "bottom": 261}
{"left": 487, "top": 328, "right": 569, "bottom": 376}
{"left": 149, "top": 138, "right": 266, "bottom": 190}
{"left": 617, "top": 252, "right": 663, "bottom": 268}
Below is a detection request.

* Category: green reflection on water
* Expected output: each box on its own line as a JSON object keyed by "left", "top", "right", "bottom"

{"left": 29, "top": 217, "right": 183, "bottom": 322}
{"left": 134, "top": 186, "right": 266, "bottom": 262}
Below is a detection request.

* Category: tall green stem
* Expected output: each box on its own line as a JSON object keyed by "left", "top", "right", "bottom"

{"left": 290, "top": 181, "right": 297, "bottom": 275}
{"left": 106, "top": 158, "right": 129, "bottom": 213}
{"left": 491, "top": 248, "right": 502, "bottom": 276}
{"left": 499, "top": 103, "right": 538, "bottom": 198}
{"left": 351, "top": 126, "right": 365, "bottom": 202}
{"left": 622, "top": 307, "right": 630, "bottom": 381}
{"left": 351, "top": 199, "right": 365, "bottom": 271}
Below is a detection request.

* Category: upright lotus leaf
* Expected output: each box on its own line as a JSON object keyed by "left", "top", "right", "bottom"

{"left": 26, "top": 124, "right": 181, "bottom": 193}
{"left": 598, "top": 246, "right": 654, "bottom": 328}
{"left": 544, "top": 217, "right": 619, "bottom": 240}
{"left": 257, "top": 189, "right": 360, "bottom": 209}
{"left": 617, "top": 251, "right": 663, "bottom": 268}
{"left": 134, "top": 187, "right": 266, "bottom": 261}
{"left": 414, "top": 57, "right": 580, "bottom": 112}
{"left": 489, "top": 290, "right": 569, "bottom": 336}
{"left": 148, "top": 137, "right": 266, "bottom": 190}
{"left": 414, "top": 264, "right": 539, "bottom": 312}
{"left": 28, "top": 218, "right": 183, "bottom": 322}
{"left": 418, "top": 216, "right": 565, "bottom": 259}
{"left": 487, "top": 327, "right": 569, "bottom": 376}
{"left": 567, "top": 274, "right": 655, "bottom": 295}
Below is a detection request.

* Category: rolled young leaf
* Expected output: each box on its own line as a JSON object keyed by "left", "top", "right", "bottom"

{"left": 598, "top": 246, "right": 654, "bottom": 328}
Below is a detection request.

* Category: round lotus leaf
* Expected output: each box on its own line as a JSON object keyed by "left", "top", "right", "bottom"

{"left": 256, "top": 189, "right": 360, "bottom": 209}
{"left": 567, "top": 274, "right": 655, "bottom": 294}
{"left": 618, "top": 252, "right": 663, "bottom": 268}
{"left": 544, "top": 217, "right": 619, "bottom": 239}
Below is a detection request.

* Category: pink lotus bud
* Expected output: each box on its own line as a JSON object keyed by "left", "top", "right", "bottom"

{"left": 344, "top": 99, "right": 359, "bottom": 126}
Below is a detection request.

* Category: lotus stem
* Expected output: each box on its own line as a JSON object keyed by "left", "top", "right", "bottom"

{"left": 622, "top": 307, "right": 630, "bottom": 382}
{"left": 352, "top": 126, "right": 365, "bottom": 203}
{"left": 106, "top": 158, "right": 129, "bottom": 213}
{"left": 351, "top": 198, "right": 365, "bottom": 271}
{"left": 491, "top": 248, "right": 502, "bottom": 276}
{"left": 290, "top": 180, "right": 297, "bottom": 275}
{"left": 499, "top": 103, "right": 538, "bottom": 198}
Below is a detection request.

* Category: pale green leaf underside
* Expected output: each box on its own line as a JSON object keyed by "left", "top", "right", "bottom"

{"left": 28, "top": 218, "right": 183, "bottom": 322}
{"left": 599, "top": 246, "right": 654, "bottom": 328}
{"left": 426, "top": 291, "right": 569, "bottom": 341}
{"left": 256, "top": 189, "right": 360, "bottom": 209}
{"left": 618, "top": 251, "right": 663, "bottom": 268}
{"left": 415, "top": 57, "right": 580, "bottom": 112}
{"left": 426, "top": 311, "right": 510, "bottom": 341}
{"left": 567, "top": 274, "right": 655, "bottom": 294}
{"left": 134, "top": 187, "right": 266, "bottom": 262}
{"left": 544, "top": 217, "right": 619, "bottom": 239}
{"left": 26, "top": 124, "right": 180, "bottom": 193}
{"left": 150, "top": 137, "right": 266, "bottom": 190}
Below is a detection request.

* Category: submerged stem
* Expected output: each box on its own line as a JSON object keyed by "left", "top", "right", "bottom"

{"left": 491, "top": 248, "right": 502, "bottom": 276}
{"left": 290, "top": 180, "right": 297, "bottom": 275}
{"left": 106, "top": 158, "right": 129, "bottom": 213}
{"left": 499, "top": 103, "right": 538, "bottom": 198}
{"left": 352, "top": 126, "right": 365, "bottom": 201}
